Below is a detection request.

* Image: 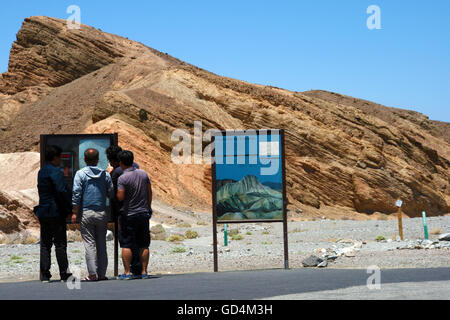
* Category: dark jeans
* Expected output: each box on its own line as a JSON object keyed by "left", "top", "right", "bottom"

{"left": 39, "top": 217, "right": 69, "bottom": 279}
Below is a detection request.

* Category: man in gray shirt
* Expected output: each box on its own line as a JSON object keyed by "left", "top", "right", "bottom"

{"left": 116, "top": 150, "right": 152, "bottom": 280}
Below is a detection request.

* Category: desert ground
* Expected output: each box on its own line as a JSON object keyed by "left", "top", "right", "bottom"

{"left": 1, "top": 214, "right": 449, "bottom": 282}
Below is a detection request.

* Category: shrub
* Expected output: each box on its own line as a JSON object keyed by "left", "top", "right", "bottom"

{"left": 262, "top": 230, "right": 270, "bottom": 235}
{"left": 22, "top": 235, "right": 38, "bottom": 244}
{"left": 231, "top": 234, "right": 244, "bottom": 241}
{"left": 166, "top": 234, "right": 185, "bottom": 242}
{"left": 228, "top": 229, "right": 239, "bottom": 236}
{"left": 246, "top": 231, "right": 252, "bottom": 235}
{"left": 10, "top": 255, "right": 24, "bottom": 263}
{"left": 375, "top": 235, "right": 386, "bottom": 242}
{"left": 376, "top": 214, "right": 388, "bottom": 221}
{"left": 197, "top": 221, "right": 207, "bottom": 226}
{"left": 185, "top": 230, "right": 198, "bottom": 239}
{"left": 177, "top": 222, "right": 192, "bottom": 228}
{"left": 171, "top": 246, "right": 186, "bottom": 253}
{"left": 289, "top": 228, "right": 307, "bottom": 233}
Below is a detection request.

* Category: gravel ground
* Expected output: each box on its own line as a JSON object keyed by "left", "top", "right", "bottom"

{"left": 0, "top": 216, "right": 449, "bottom": 282}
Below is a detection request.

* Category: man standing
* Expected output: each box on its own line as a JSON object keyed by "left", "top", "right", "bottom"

{"left": 35, "top": 145, "right": 72, "bottom": 282}
{"left": 72, "top": 148, "right": 114, "bottom": 281}
{"left": 116, "top": 150, "right": 152, "bottom": 280}
{"left": 105, "top": 145, "right": 142, "bottom": 278}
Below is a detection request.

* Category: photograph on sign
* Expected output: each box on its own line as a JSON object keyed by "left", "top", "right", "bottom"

{"left": 213, "top": 131, "right": 285, "bottom": 222}
{"left": 40, "top": 134, "right": 117, "bottom": 223}
{"left": 79, "top": 138, "right": 111, "bottom": 170}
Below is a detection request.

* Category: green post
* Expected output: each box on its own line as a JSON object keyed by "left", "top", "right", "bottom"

{"left": 224, "top": 223, "right": 228, "bottom": 246}
{"left": 422, "top": 211, "right": 429, "bottom": 240}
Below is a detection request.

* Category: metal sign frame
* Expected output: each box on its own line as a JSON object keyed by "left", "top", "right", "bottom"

{"left": 211, "top": 129, "right": 288, "bottom": 272}
{"left": 39, "top": 133, "right": 120, "bottom": 278}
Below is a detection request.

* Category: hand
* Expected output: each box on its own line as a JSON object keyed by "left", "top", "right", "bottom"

{"left": 71, "top": 213, "right": 77, "bottom": 224}
{"left": 106, "top": 165, "right": 114, "bottom": 174}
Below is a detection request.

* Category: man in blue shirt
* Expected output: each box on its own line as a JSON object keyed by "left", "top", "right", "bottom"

{"left": 35, "top": 145, "right": 72, "bottom": 282}
{"left": 72, "top": 148, "right": 114, "bottom": 281}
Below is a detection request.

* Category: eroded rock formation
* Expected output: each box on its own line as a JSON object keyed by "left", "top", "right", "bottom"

{"left": 0, "top": 16, "right": 448, "bottom": 219}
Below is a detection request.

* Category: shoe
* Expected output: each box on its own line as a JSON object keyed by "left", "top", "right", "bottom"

{"left": 116, "top": 274, "right": 133, "bottom": 280}
{"left": 131, "top": 274, "right": 142, "bottom": 280}
{"left": 60, "top": 273, "right": 73, "bottom": 282}
{"left": 141, "top": 273, "right": 151, "bottom": 279}
{"left": 98, "top": 276, "right": 108, "bottom": 281}
{"left": 41, "top": 273, "right": 51, "bottom": 283}
{"left": 81, "top": 276, "right": 98, "bottom": 282}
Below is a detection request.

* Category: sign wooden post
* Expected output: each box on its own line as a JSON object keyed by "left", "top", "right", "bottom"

{"left": 395, "top": 199, "right": 404, "bottom": 240}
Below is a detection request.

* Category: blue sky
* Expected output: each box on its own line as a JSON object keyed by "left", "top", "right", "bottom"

{"left": 0, "top": 1, "right": 449, "bottom": 121}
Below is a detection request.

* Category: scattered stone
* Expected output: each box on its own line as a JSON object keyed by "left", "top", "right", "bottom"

{"left": 438, "top": 233, "right": 450, "bottom": 241}
{"left": 150, "top": 224, "right": 167, "bottom": 240}
{"left": 344, "top": 250, "right": 356, "bottom": 257}
{"left": 106, "top": 230, "right": 114, "bottom": 241}
{"left": 353, "top": 241, "right": 363, "bottom": 249}
{"left": 317, "top": 260, "right": 328, "bottom": 268}
{"left": 302, "top": 255, "right": 324, "bottom": 267}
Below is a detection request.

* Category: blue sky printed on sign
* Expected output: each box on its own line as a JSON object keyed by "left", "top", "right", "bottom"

{"left": 214, "top": 132, "right": 282, "bottom": 184}
{"left": 79, "top": 138, "right": 111, "bottom": 170}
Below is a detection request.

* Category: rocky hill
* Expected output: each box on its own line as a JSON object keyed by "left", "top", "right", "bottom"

{"left": 0, "top": 16, "right": 449, "bottom": 223}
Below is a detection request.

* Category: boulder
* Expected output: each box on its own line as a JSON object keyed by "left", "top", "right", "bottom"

{"left": 150, "top": 224, "right": 167, "bottom": 240}
{"left": 106, "top": 230, "right": 114, "bottom": 241}
{"left": 302, "top": 255, "right": 324, "bottom": 267}
{"left": 438, "top": 233, "right": 450, "bottom": 241}
{"left": 317, "top": 260, "right": 328, "bottom": 268}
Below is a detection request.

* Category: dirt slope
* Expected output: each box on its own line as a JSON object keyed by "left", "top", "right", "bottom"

{"left": 0, "top": 16, "right": 449, "bottom": 220}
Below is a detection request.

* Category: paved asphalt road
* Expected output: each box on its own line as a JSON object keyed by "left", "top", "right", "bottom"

{"left": 0, "top": 268, "right": 449, "bottom": 300}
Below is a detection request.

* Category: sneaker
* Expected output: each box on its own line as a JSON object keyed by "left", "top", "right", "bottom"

{"left": 60, "top": 273, "right": 73, "bottom": 282}
{"left": 41, "top": 277, "right": 51, "bottom": 283}
{"left": 131, "top": 274, "right": 142, "bottom": 280}
{"left": 141, "top": 273, "right": 151, "bottom": 279}
{"left": 41, "top": 273, "right": 51, "bottom": 283}
{"left": 116, "top": 273, "right": 133, "bottom": 280}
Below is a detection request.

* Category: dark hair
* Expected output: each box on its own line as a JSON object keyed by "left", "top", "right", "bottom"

{"left": 45, "top": 145, "right": 62, "bottom": 162}
{"left": 84, "top": 148, "right": 99, "bottom": 165}
{"left": 118, "top": 150, "right": 134, "bottom": 167}
{"left": 106, "top": 145, "right": 122, "bottom": 162}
